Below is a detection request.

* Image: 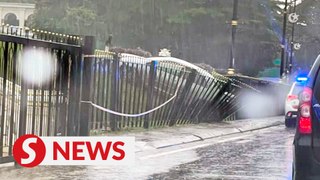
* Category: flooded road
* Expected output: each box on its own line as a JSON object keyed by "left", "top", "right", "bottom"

{"left": 0, "top": 126, "right": 294, "bottom": 180}
{"left": 150, "top": 126, "right": 294, "bottom": 180}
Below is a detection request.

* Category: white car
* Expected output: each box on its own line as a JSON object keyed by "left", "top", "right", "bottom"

{"left": 285, "top": 82, "right": 303, "bottom": 127}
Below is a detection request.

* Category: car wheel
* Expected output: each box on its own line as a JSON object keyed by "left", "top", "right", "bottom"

{"left": 285, "top": 118, "right": 291, "bottom": 128}
{"left": 292, "top": 119, "right": 297, "bottom": 128}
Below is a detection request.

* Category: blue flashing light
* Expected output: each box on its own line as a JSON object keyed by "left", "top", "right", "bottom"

{"left": 296, "top": 76, "right": 308, "bottom": 82}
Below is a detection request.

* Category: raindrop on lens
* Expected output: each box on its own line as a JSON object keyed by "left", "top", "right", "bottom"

{"left": 19, "top": 48, "right": 56, "bottom": 85}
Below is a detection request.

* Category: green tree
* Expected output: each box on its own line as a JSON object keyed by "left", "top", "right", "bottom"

{"left": 30, "top": 0, "right": 289, "bottom": 77}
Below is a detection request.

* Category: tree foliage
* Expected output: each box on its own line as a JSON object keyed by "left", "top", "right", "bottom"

{"left": 14, "top": 0, "right": 315, "bottom": 76}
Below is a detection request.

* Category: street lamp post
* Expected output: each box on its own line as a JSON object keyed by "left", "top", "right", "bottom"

{"left": 288, "top": 0, "right": 297, "bottom": 75}
{"left": 280, "top": 0, "right": 288, "bottom": 78}
{"left": 228, "top": 0, "right": 238, "bottom": 75}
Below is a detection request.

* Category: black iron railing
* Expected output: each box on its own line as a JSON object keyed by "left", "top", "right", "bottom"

{"left": 0, "top": 31, "right": 81, "bottom": 163}
{"left": 0, "top": 34, "right": 289, "bottom": 164}
{"left": 82, "top": 50, "right": 262, "bottom": 132}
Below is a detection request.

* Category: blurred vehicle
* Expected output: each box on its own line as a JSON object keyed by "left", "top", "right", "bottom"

{"left": 285, "top": 82, "right": 304, "bottom": 127}
{"left": 293, "top": 55, "right": 320, "bottom": 179}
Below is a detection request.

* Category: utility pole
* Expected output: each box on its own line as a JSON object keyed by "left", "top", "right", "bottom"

{"left": 227, "top": 0, "right": 238, "bottom": 75}
{"left": 280, "top": 0, "right": 288, "bottom": 78}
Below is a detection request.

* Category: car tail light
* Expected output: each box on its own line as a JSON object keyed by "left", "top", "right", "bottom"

{"left": 300, "top": 104, "right": 311, "bottom": 117}
{"left": 287, "top": 95, "right": 299, "bottom": 109}
{"left": 298, "top": 87, "right": 312, "bottom": 134}
{"left": 287, "top": 95, "right": 298, "bottom": 101}
{"left": 299, "top": 117, "right": 312, "bottom": 134}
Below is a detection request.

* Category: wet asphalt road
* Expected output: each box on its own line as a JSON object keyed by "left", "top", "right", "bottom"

{"left": 149, "top": 126, "right": 294, "bottom": 180}
{"left": 0, "top": 125, "right": 295, "bottom": 180}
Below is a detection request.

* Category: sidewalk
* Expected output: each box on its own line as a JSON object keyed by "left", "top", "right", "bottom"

{"left": 115, "top": 116, "right": 284, "bottom": 152}
{"left": 0, "top": 116, "right": 284, "bottom": 168}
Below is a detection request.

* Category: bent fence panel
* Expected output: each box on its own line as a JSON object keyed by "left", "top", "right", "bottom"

{"left": 86, "top": 52, "right": 261, "bottom": 132}
{"left": 0, "top": 33, "right": 284, "bottom": 164}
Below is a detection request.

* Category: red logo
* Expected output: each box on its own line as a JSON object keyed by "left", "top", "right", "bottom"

{"left": 13, "top": 134, "right": 46, "bottom": 168}
{"left": 12, "top": 136, "right": 134, "bottom": 167}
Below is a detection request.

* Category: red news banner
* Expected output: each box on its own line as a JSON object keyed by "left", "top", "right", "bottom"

{"left": 13, "top": 134, "right": 135, "bottom": 167}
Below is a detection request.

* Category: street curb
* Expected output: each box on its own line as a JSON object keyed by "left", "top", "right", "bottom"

{"left": 149, "top": 121, "right": 284, "bottom": 149}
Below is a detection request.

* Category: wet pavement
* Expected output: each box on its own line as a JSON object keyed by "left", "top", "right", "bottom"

{"left": 150, "top": 126, "right": 294, "bottom": 180}
{"left": 0, "top": 125, "right": 294, "bottom": 180}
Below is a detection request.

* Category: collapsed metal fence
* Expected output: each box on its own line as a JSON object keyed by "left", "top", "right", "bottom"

{"left": 0, "top": 33, "right": 288, "bottom": 164}
{"left": 84, "top": 50, "right": 261, "bottom": 132}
